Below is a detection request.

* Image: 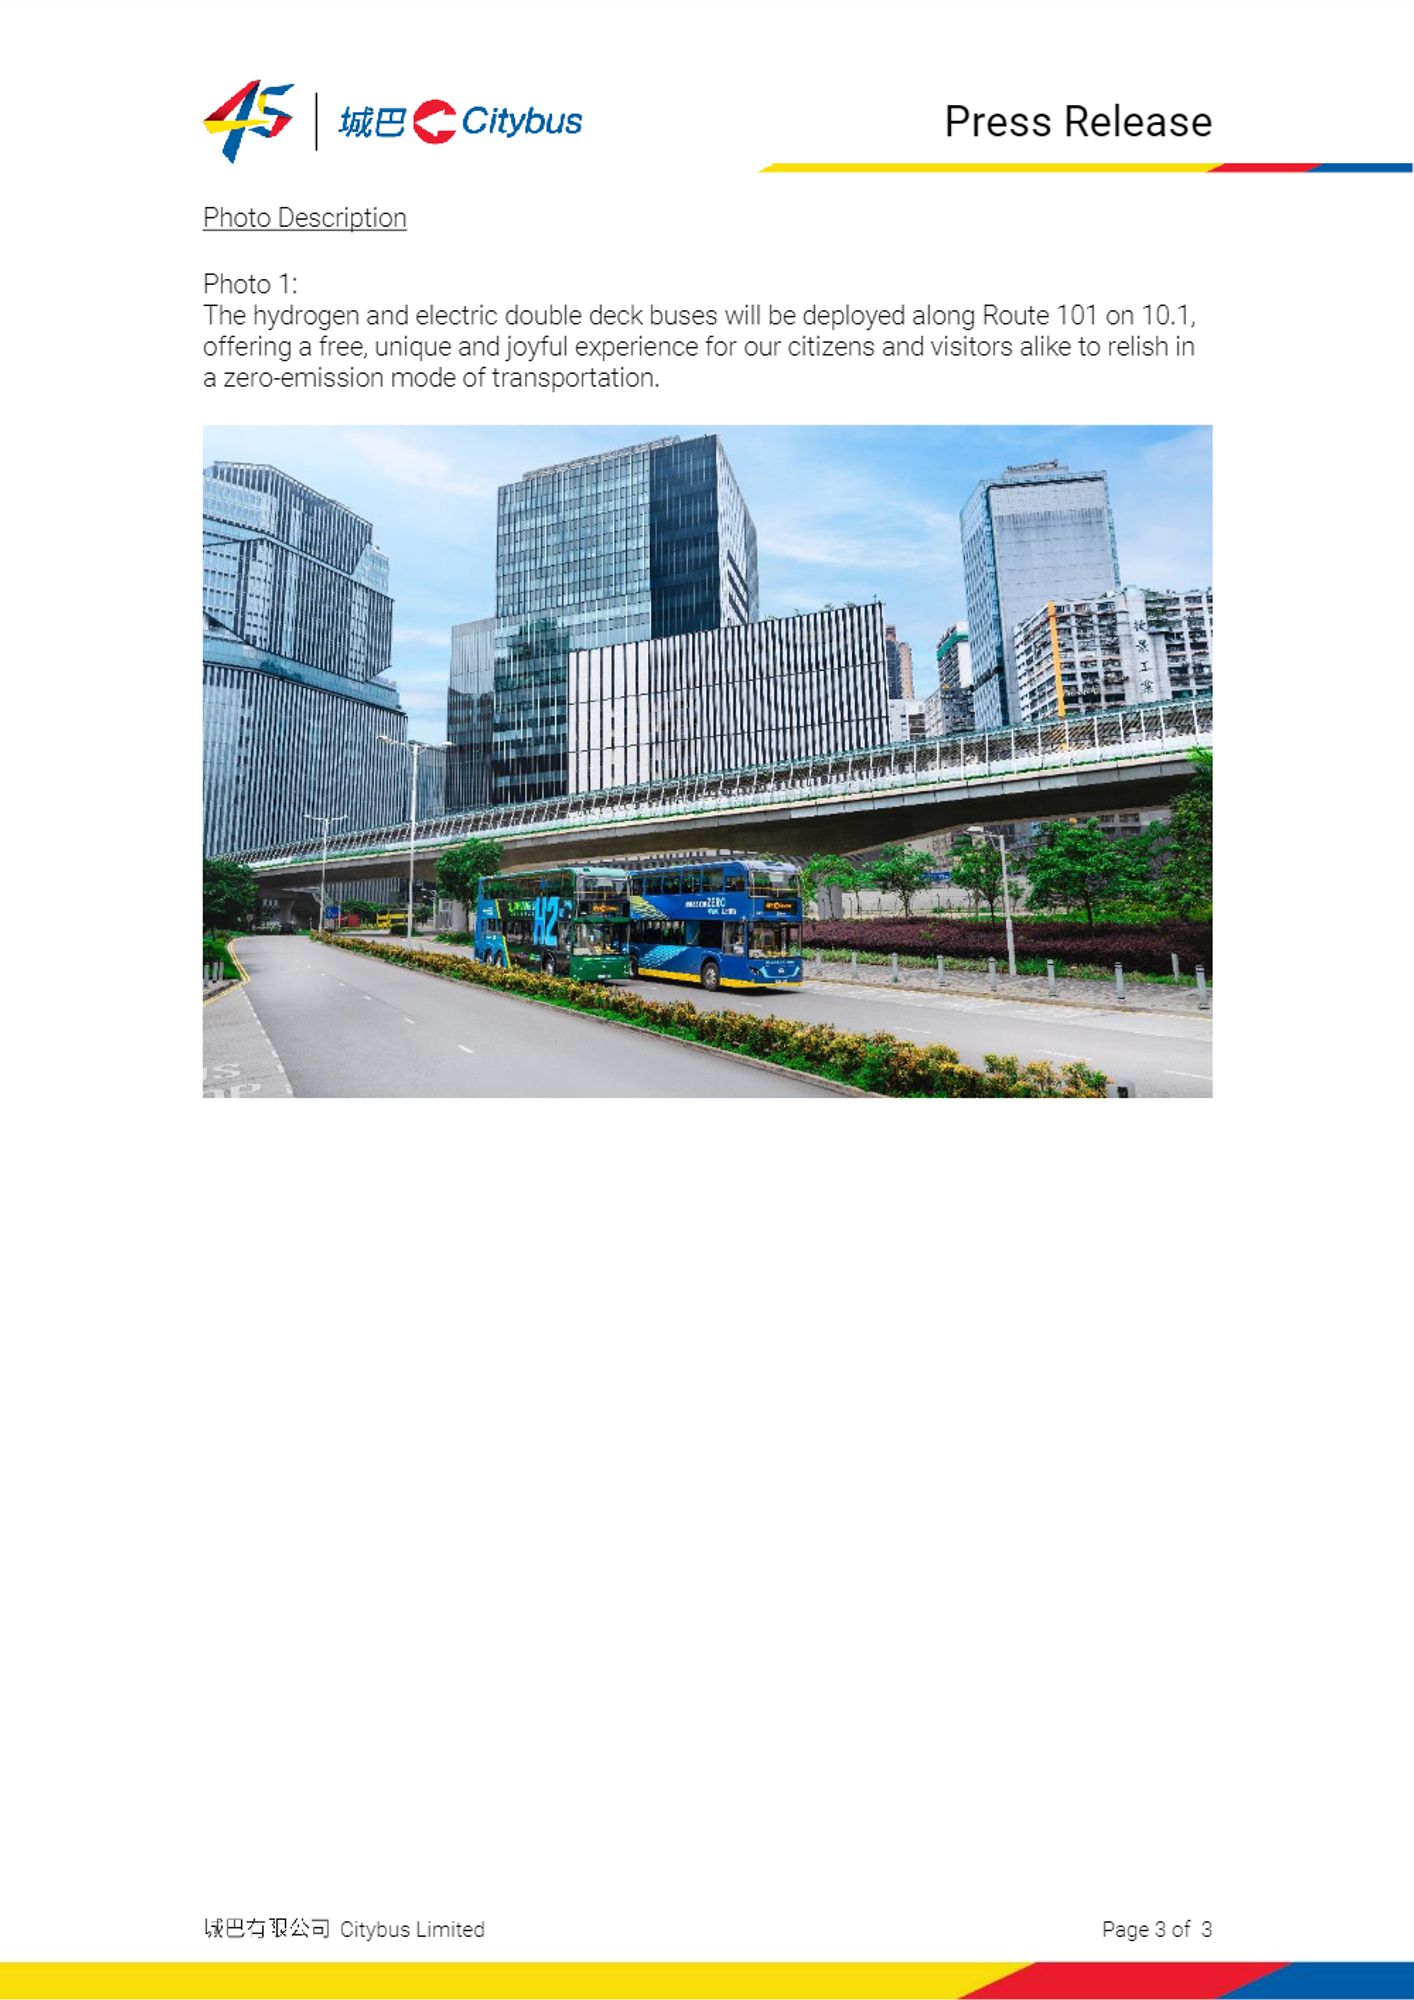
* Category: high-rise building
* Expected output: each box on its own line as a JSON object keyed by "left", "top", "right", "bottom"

{"left": 1013, "top": 585, "right": 1213, "bottom": 724}
{"left": 925, "top": 624, "right": 975, "bottom": 735}
{"left": 960, "top": 461, "right": 1120, "bottom": 729}
{"left": 884, "top": 624, "right": 914, "bottom": 699}
{"left": 493, "top": 435, "right": 758, "bottom": 806}
{"left": 567, "top": 603, "right": 890, "bottom": 792}
{"left": 202, "top": 463, "right": 409, "bottom": 854}
{"left": 446, "top": 616, "right": 496, "bottom": 812}
{"left": 889, "top": 699, "right": 928, "bottom": 743}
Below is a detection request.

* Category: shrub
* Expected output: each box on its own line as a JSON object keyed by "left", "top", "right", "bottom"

{"left": 314, "top": 933, "right": 1108, "bottom": 1098}
{"left": 202, "top": 934, "right": 238, "bottom": 980}
{"left": 803, "top": 916, "right": 1211, "bottom": 976}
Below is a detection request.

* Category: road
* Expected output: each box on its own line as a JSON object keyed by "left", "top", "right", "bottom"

{"left": 364, "top": 938, "right": 1212, "bottom": 1099}
{"left": 233, "top": 935, "right": 833, "bottom": 1098}
{"left": 681, "top": 975, "right": 1213, "bottom": 1098}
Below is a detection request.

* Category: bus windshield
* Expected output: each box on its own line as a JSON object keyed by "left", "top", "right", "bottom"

{"left": 749, "top": 923, "right": 802, "bottom": 957}
{"left": 573, "top": 922, "right": 622, "bottom": 955}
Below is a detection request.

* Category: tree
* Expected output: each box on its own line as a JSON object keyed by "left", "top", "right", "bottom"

{"left": 203, "top": 857, "right": 257, "bottom": 934}
{"left": 1024, "top": 818, "right": 1160, "bottom": 927}
{"left": 868, "top": 843, "right": 931, "bottom": 918}
{"left": 802, "top": 853, "right": 865, "bottom": 919}
{"left": 342, "top": 897, "right": 381, "bottom": 926}
{"left": 949, "top": 839, "right": 1009, "bottom": 923}
{"left": 436, "top": 836, "right": 505, "bottom": 913}
{"left": 1157, "top": 748, "right": 1213, "bottom": 920}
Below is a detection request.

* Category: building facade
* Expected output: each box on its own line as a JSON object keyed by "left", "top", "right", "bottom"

{"left": 885, "top": 624, "right": 915, "bottom": 700}
{"left": 960, "top": 461, "right": 1120, "bottom": 729}
{"left": 924, "top": 624, "right": 975, "bottom": 735}
{"left": 203, "top": 463, "right": 410, "bottom": 855}
{"left": 1013, "top": 585, "right": 1214, "bottom": 723}
{"left": 493, "top": 435, "right": 759, "bottom": 807}
{"left": 567, "top": 602, "right": 890, "bottom": 793}
{"left": 889, "top": 699, "right": 928, "bottom": 743}
{"left": 446, "top": 616, "right": 496, "bottom": 812}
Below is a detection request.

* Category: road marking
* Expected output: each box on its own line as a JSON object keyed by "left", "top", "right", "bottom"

{"left": 1163, "top": 1068, "right": 1211, "bottom": 1080}
{"left": 457, "top": 1044, "right": 475, "bottom": 1055}
{"left": 403, "top": 1016, "right": 415, "bottom": 1024}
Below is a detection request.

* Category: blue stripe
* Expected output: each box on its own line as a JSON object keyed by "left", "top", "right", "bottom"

{"left": 1310, "top": 162, "right": 1412, "bottom": 172}
{"left": 1232, "top": 1966, "right": 1414, "bottom": 1996}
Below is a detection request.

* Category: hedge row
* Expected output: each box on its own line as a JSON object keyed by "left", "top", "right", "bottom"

{"left": 804, "top": 916, "right": 1213, "bottom": 975}
{"left": 318, "top": 934, "right": 1108, "bottom": 1098}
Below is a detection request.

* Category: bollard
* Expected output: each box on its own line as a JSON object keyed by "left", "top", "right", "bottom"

{"left": 1115, "top": 961, "right": 1126, "bottom": 1004}
{"left": 815, "top": 953, "right": 823, "bottom": 979}
{"left": 1047, "top": 958, "right": 1056, "bottom": 997}
{"left": 891, "top": 951, "right": 899, "bottom": 984}
{"left": 1171, "top": 951, "right": 1181, "bottom": 982}
{"left": 850, "top": 950, "right": 858, "bottom": 979}
{"left": 1196, "top": 964, "right": 1209, "bottom": 1010}
{"left": 988, "top": 956, "right": 998, "bottom": 991}
{"left": 936, "top": 955, "right": 945, "bottom": 988}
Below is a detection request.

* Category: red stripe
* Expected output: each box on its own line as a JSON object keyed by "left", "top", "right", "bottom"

{"left": 966, "top": 1965, "right": 1289, "bottom": 1998}
{"left": 1211, "top": 162, "right": 1319, "bottom": 172}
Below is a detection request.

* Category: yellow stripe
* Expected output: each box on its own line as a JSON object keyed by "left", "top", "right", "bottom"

{"left": 761, "top": 161, "right": 1219, "bottom": 173}
{"left": 0, "top": 1964, "right": 1025, "bottom": 1998}
{"left": 637, "top": 968, "right": 803, "bottom": 991}
{"left": 1046, "top": 602, "right": 1067, "bottom": 719}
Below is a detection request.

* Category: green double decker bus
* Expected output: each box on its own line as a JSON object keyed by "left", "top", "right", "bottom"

{"left": 473, "top": 866, "right": 631, "bottom": 982}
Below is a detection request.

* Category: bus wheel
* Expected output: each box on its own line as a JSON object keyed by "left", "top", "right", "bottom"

{"left": 700, "top": 959, "right": 721, "bottom": 992}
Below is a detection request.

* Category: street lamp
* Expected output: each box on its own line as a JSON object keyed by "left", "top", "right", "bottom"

{"left": 380, "top": 736, "right": 450, "bottom": 939}
{"left": 305, "top": 813, "right": 348, "bottom": 933}
{"left": 967, "top": 824, "right": 1017, "bottom": 977}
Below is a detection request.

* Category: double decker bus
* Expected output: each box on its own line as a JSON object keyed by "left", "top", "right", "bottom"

{"left": 473, "top": 866, "right": 631, "bottom": 982}
{"left": 627, "top": 856, "right": 803, "bottom": 991}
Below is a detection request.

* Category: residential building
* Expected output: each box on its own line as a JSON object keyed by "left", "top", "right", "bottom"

{"left": 885, "top": 624, "right": 915, "bottom": 699}
{"left": 567, "top": 602, "right": 890, "bottom": 792}
{"left": 1013, "top": 585, "right": 1213, "bottom": 723}
{"left": 493, "top": 435, "right": 759, "bottom": 806}
{"left": 960, "top": 461, "right": 1120, "bottom": 728}
{"left": 926, "top": 624, "right": 975, "bottom": 734}
{"left": 889, "top": 698, "right": 928, "bottom": 742}
{"left": 446, "top": 616, "right": 496, "bottom": 812}
{"left": 202, "top": 462, "right": 409, "bottom": 855}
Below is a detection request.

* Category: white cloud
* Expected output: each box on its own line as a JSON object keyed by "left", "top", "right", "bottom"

{"left": 340, "top": 431, "right": 497, "bottom": 500}
{"left": 392, "top": 626, "right": 453, "bottom": 648}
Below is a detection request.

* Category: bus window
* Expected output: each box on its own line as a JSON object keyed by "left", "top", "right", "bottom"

{"left": 657, "top": 870, "right": 681, "bottom": 895}
{"left": 723, "top": 923, "right": 746, "bottom": 956}
{"left": 723, "top": 868, "right": 746, "bottom": 892}
{"left": 703, "top": 867, "right": 724, "bottom": 890}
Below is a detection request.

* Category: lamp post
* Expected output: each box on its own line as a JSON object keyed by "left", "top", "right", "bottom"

{"left": 305, "top": 814, "right": 348, "bottom": 933}
{"left": 380, "top": 736, "right": 450, "bottom": 939}
{"left": 967, "top": 824, "right": 1017, "bottom": 977}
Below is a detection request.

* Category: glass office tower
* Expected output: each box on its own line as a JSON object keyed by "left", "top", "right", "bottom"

{"left": 202, "top": 462, "right": 408, "bottom": 854}
{"left": 960, "top": 461, "right": 1120, "bottom": 729}
{"left": 492, "top": 435, "right": 759, "bottom": 805}
{"left": 446, "top": 616, "right": 496, "bottom": 812}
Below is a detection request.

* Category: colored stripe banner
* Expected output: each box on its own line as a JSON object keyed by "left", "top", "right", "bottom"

{"left": 1, "top": 1965, "right": 1412, "bottom": 1999}
{"left": 759, "top": 161, "right": 1412, "bottom": 173}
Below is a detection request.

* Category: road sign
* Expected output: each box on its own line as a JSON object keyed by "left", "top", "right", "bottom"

{"left": 324, "top": 904, "right": 340, "bottom": 920}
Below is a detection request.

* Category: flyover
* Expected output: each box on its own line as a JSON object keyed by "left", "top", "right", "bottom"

{"left": 235, "top": 696, "right": 1212, "bottom": 896}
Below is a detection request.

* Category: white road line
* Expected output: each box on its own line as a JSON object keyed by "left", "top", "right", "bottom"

{"left": 1163, "top": 1068, "right": 1211, "bottom": 1080}
{"left": 457, "top": 1044, "right": 475, "bottom": 1055}
{"left": 403, "top": 1016, "right": 415, "bottom": 1024}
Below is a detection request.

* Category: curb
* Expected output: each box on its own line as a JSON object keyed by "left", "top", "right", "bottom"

{"left": 318, "top": 940, "right": 871, "bottom": 1097}
{"left": 202, "top": 935, "right": 250, "bottom": 1006}
{"left": 806, "top": 970, "right": 1212, "bottom": 1018}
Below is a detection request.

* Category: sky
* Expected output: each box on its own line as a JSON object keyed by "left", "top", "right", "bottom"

{"left": 202, "top": 424, "right": 1212, "bottom": 739}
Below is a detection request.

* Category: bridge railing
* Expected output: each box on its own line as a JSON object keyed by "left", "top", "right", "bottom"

{"left": 238, "top": 695, "right": 1213, "bottom": 869}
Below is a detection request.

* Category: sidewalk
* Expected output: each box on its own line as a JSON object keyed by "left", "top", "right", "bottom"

{"left": 808, "top": 958, "right": 1212, "bottom": 1016}
{"left": 202, "top": 986, "right": 293, "bottom": 1098}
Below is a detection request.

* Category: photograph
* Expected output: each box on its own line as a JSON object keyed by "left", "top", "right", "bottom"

{"left": 203, "top": 424, "right": 1214, "bottom": 1098}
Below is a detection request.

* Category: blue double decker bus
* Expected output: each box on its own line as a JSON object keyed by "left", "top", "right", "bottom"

{"left": 627, "top": 856, "right": 803, "bottom": 991}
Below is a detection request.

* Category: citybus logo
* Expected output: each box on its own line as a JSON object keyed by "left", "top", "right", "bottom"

{"left": 204, "top": 80, "right": 294, "bottom": 163}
